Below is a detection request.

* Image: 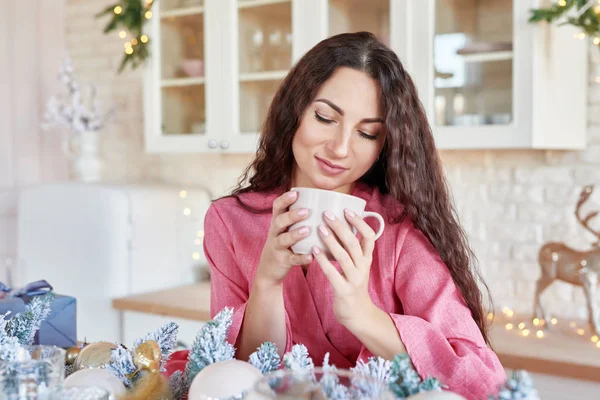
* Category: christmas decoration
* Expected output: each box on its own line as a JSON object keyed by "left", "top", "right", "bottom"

{"left": 133, "top": 321, "right": 178, "bottom": 371}
{"left": 0, "top": 345, "right": 66, "bottom": 398}
{"left": 65, "top": 345, "right": 82, "bottom": 365}
{"left": 63, "top": 368, "right": 127, "bottom": 396}
{"left": 95, "top": 0, "right": 155, "bottom": 72}
{"left": 119, "top": 370, "right": 172, "bottom": 400}
{"left": 5, "top": 292, "right": 55, "bottom": 346}
{"left": 105, "top": 344, "right": 137, "bottom": 387}
{"left": 529, "top": 0, "right": 600, "bottom": 83}
{"left": 0, "top": 290, "right": 55, "bottom": 362}
{"left": 179, "top": 307, "right": 236, "bottom": 392}
{"left": 105, "top": 322, "right": 179, "bottom": 389}
{"left": 133, "top": 339, "right": 162, "bottom": 373}
{"left": 42, "top": 57, "right": 114, "bottom": 182}
{"left": 42, "top": 58, "right": 114, "bottom": 136}
{"left": 0, "top": 299, "right": 540, "bottom": 400}
{"left": 188, "top": 359, "right": 263, "bottom": 400}
{"left": 73, "top": 342, "right": 118, "bottom": 370}
{"left": 529, "top": 0, "right": 600, "bottom": 42}
{"left": 535, "top": 184, "right": 600, "bottom": 336}
{"left": 490, "top": 371, "right": 540, "bottom": 400}
{"left": 248, "top": 342, "right": 281, "bottom": 374}
{"left": 282, "top": 343, "right": 314, "bottom": 372}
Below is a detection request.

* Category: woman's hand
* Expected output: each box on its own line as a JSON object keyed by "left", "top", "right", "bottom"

{"left": 255, "top": 191, "right": 313, "bottom": 289}
{"left": 312, "top": 208, "right": 377, "bottom": 327}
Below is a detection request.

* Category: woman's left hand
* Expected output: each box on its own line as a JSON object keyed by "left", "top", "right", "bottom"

{"left": 312, "top": 209, "right": 377, "bottom": 327}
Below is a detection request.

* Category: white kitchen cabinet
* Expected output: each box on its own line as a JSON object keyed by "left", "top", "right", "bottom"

{"left": 397, "top": 0, "right": 587, "bottom": 149}
{"left": 143, "top": 0, "right": 588, "bottom": 153}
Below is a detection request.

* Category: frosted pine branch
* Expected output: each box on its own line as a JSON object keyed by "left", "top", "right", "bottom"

{"left": 105, "top": 345, "right": 137, "bottom": 388}
{"left": 133, "top": 322, "right": 179, "bottom": 370}
{"left": 492, "top": 371, "right": 540, "bottom": 400}
{"left": 0, "top": 313, "right": 25, "bottom": 362}
{"left": 249, "top": 342, "right": 280, "bottom": 374}
{"left": 282, "top": 344, "right": 314, "bottom": 372}
{"left": 6, "top": 292, "right": 55, "bottom": 346}
{"left": 183, "top": 307, "right": 235, "bottom": 387}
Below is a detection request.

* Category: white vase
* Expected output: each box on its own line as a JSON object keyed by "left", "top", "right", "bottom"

{"left": 63, "top": 131, "right": 104, "bottom": 183}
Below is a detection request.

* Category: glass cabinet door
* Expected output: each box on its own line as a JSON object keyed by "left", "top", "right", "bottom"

{"left": 328, "top": 0, "right": 390, "bottom": 45}
{"left": 432, "top": 0, "right": 513, "bottom": 127}
{"left": 158, "top": 0, "right": 207, "bottom": 136}
{"left": 236, "top": 0, "right": 293, "bottom": 134}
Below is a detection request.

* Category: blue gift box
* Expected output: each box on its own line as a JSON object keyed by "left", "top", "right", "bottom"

{"left": 0, "top": 294, "right": 77, "bottom": 348}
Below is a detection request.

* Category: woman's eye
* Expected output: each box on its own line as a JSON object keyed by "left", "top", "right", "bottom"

{"left": 358, "top": 131, "right": 378, "bottom": 141}
{"left": 314, "top": 112, "right": 333, "bottom": 124}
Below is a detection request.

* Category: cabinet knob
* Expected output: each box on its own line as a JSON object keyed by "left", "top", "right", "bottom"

{"left": 220, "top": 140, "right": 230, "bottom": 149}
{"left": 208, "top": 140, "right": 218, "bottom": 149}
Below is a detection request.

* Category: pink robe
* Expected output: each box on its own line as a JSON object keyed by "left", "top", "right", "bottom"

{"left": 204, "top": 183, "right": 506, "bottom": 399}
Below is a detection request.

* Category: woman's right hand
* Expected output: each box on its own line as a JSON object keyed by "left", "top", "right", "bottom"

{"left": 255, "top": 191, "right": 312, "bottom": 287}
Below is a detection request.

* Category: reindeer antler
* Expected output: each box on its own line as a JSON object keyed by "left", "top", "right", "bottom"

{"left": 575, "top": 184, "right": 600, "bottom": 247}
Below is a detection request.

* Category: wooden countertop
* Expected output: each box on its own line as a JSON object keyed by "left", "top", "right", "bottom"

{"left": 112, "top": 284, "right": 600, "bottom": 382}
{"left": 112, "top": 283, "right": 211, "bottom": 321}
{"left": 489, "top": 314, "right": 600, "bottom": 382}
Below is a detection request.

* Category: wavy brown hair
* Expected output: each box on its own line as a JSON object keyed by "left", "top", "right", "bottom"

{"left": 229, "top": 32, "right": 492, "bottom": 344}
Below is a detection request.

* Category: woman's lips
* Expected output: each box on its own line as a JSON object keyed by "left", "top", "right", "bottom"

{"left": 316, "top": 156, "right": 347, "bottom": 176}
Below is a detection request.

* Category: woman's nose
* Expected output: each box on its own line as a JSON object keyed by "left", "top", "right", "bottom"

{"left": 326, "top": 131, "right": 351, "bottom": 158}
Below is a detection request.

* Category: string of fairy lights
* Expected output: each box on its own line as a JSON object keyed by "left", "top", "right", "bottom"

{"left": 97, "top": 0, "right": 155, "bottom": 72}
{"left": 490, "top": 307, "right": 600, "bottom": 349}
{"left": 178, "top": 189, "right": 205, "bottom": 262}
{"left": 113, "top": 0, "right": 153, "bottom": 56}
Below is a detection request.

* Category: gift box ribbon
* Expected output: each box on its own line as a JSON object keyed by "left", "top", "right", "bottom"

{"left": 0, "top": 280, "right": 54, "bottom": 298}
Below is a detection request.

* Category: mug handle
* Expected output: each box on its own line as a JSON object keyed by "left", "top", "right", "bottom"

{"left": 362, "top": 211, "right": 385, "bottom": 240}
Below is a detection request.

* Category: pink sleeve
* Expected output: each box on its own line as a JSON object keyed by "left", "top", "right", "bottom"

{"left": 358, "top": 225, "right": 506, "bottom": 399}
{"left": 203, "top": 204, "right": 293, "bottom": 355}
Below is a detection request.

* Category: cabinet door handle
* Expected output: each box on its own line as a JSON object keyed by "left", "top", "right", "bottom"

{"left": 208, "top": 140, "right": 218, "bottom": 149}
{"left": 220, "top": 140, "right": 230, "bottom": 149}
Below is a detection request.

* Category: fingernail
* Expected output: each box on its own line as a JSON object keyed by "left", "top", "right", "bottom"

{"left": 305, "top": 254, "right": 313, "bottom": 262}
{"left": 297, "top": 208, "right": 308, "bottom": 216}
{"left": 298, "top": 226, "right": 309, "bottom": 235}
{"left": 318, "top": 224, "right": 329, "bottom": 236}
{"left": 312, "top": 246, "right": 321, "bottom": 255}
{"left": 324, "top": 211, "right": 335, "bottom": 221}
{"left": 288, "top": 191, "right": 297, "bottom": 198}
{"left": 344, "top": 208, "right": 356, "bottom": 217}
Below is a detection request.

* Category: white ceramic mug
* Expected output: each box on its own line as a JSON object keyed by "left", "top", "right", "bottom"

{"left": 288, "top": 187, "right": 385, "bottom": 258}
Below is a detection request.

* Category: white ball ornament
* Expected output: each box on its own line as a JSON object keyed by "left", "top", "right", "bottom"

{"left": 188, "top": 360, "right": 263, "bottom": 400}
{"left": 407, "top": 391, "right": 467, "bottom": 400}
{"left": 63, "top": 368, "right": 127, "bottom": 396}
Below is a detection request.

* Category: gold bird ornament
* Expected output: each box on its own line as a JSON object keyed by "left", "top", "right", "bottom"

{"left": 133, "top": 340, "right": 162, "bottom": 373}
{"left": 118, "top": 340, "right": 171, "bottom": 400}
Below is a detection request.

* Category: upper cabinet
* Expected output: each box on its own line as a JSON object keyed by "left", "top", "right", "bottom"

{"left": 399, "top": 0, "right": 587, "bottom": 149}
{"left": 144, "top": 0, "right": 588, "bottom": 153}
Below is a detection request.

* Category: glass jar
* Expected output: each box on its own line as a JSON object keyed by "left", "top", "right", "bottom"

{"left": 0, "top": 345, "right": 65, "bottom": 400}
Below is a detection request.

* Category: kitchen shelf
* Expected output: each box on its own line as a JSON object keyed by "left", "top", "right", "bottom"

{"left": 161, "top": 77, "right": 206, "bottom": 87}
{"left": 239, "top": 70, "right": 288, "bottom": 82}
{"left": 459, "top": 51, "right": 514, "bottom": 63}
{"left": 238, "top": 0, "right": 290, "bottom": 9}
{"left": 160, "top": 6, "right": 205, "bottom": 18}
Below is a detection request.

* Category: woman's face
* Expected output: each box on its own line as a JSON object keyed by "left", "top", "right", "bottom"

{"left": 291, "top": 67, "right": 385, "bottom": 194}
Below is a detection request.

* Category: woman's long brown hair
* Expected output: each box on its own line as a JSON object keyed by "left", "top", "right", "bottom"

{"left": 229, "top": 32, "right": 492, "bottom": 344}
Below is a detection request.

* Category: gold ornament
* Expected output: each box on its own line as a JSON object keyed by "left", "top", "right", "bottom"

{"left": 65, "top": 346, "right": 81, "bottom": 365}
{"left": 73, "top": 342, "right": 117, "bottom": 370}
{"left": 133, "top": 340, "right": 162, "bottom": 373}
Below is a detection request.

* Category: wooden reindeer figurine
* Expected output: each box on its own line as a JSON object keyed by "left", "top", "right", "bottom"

{"left": 535, "top": 185, "right": 600, "bottom": 336}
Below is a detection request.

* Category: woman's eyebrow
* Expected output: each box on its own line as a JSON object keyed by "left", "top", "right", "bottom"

{"left": 315, "top": 98, "right": 384, "bottom": 123}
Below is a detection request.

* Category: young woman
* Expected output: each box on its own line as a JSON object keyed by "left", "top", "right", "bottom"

{"left": 204, "top": 32, "right": 505, "bottom": 399}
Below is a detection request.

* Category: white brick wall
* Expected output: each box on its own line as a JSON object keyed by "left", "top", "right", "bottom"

{"left": 64, "top": 0, "right": 600, "bottom": 319}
